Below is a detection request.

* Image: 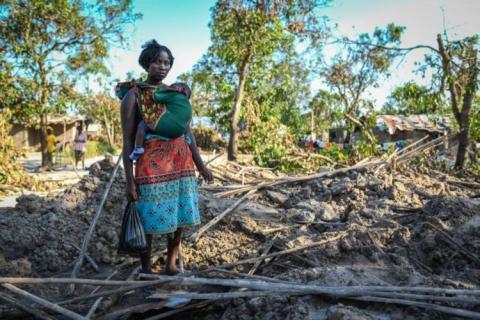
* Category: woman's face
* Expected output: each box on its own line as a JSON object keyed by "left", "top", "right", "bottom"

{"left": 147, "top": 50, "right": 171, "bottom": 81}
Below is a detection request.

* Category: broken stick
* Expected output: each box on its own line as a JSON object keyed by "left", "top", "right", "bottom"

{"left": 2, "top": 283, "right": 87, "bottom": 320}
{"left": 215, "top": 232, "right": 346, "bottom": 269}
{"left": 248, "top": 235, "right": 278, "bottom": 275}
{"left": 71, "top": 153, "right": 123, "bottom": 279}
{"left": 189, "top": 188, "right": 257, "bottom": 242}
{"left": 0, "top": 291, "right": 55, "bottom": 320}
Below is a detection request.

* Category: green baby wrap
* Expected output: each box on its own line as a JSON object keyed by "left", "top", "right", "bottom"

{"left": 149, "top": 87, "right": 192, "bottom": 138}
{"left": 115, "top": 81, "right": 192, "bottom": 138}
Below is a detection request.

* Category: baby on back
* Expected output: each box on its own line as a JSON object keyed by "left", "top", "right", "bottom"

{"left": 129, "top": 82, "right": 192, "bottom": 160}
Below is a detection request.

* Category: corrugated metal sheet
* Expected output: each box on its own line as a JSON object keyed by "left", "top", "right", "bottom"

{"left": 376, "top": 115, "right": 451, "bottom": 135}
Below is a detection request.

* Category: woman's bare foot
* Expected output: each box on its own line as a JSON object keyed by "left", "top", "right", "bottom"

{"left": 165, "top": 264, "right": 180, "bottom": 276}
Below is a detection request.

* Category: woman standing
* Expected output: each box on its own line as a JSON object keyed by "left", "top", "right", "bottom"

{"left": 119, "top": 40, "right": 213, "bottom": 275}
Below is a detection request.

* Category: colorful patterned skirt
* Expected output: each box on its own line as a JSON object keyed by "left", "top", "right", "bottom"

{"left": 135, "top": 136, "right": 200, "bottom": 234}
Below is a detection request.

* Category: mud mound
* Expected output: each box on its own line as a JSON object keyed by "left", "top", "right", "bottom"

{"left": 0, "top": 158, "right": 127, "bottom": 275}
{"left": 409, "top": 196, "right": 480, "bottom": 278}
{"left": 423, "top": 196, "right": 480, "bottom": 226}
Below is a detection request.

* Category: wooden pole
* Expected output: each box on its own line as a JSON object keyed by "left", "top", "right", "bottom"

{"left": 0, "top": 291, "right": 55, "bottom": 320}
{"left": 2, "top": 284, "right": 87, "bottom": 320}
{"left": 148, "top": 290, "right": 304, "bottom": 301}
{"left": 136, "top": 274, "right": 480, "bottom": 297}
{"left": 71, "top": 153, "right": 123, "bottom": 279}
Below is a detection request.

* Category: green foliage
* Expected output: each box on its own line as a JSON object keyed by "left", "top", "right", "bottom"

{"left": 0, "top": 0, "right": 140, "bottom": 165}
{"left": 470, "top": 96, "right": 480, "bottom": 143}
{"left": 309, "top": 90, "right": 344, "bottom": 133}
{"left": 322, "top": 24, "right": 405, "bottom": 140}
{"left": 352, "top": 140, "right": 378, "bottom": 159}
{"left": 0, "top": 109, "right": 39, "bottom": 189}
{"left": 78, "top": 87, "right": 121, "bottom": 148}
{"left": 183, "top": 1, "right": 331, "bottom": 158}
{"left": 383, "top": 81, "right": 446, "bottom": 115}
{"left": 319, "top": 145, "right": 348, "bottom": 162}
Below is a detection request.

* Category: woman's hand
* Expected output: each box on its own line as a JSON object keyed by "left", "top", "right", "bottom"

{"left": 198, "top": 166, "right": 214, "bottom": 184}
{"left": 127, "top": 181, "right": 139, "bottom": 201}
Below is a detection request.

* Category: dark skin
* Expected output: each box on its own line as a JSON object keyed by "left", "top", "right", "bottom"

{"left": 120, "top": 50, "right": 213, "bottom": 275}
{"left": 74, "top": 125, "right": 86, "bottom": 169}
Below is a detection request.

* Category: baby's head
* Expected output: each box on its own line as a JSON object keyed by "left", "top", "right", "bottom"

{"left": 171, "top": 82, "right": 191, "bottom": 99}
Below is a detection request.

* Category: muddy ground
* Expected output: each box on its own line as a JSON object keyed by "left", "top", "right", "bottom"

{"left": 0, "top": 157, "right": 479, "bottom": 319}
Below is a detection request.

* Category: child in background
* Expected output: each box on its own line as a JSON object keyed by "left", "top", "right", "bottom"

{"left": 46, "top": 127, "right": 57, "bottom": 168}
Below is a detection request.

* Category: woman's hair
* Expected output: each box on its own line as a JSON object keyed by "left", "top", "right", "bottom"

{"left": 138, "top": 39, "right": 174, "bottom": 71}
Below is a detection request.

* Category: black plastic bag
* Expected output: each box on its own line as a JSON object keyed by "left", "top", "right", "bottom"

{"left": 118, "top": 201, "right": 148, "bottom": 255}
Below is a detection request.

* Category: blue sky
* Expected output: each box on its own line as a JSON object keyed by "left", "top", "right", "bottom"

{"left": 107, "top": 0, "right": 479, "bottom": 107}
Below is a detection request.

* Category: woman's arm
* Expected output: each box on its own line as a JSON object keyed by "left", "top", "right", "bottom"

{"left": 186, "top": 124, "right": 213, "bottom": 183}
{"left": 121, "top": 89, "right": 139, "bottom": 200}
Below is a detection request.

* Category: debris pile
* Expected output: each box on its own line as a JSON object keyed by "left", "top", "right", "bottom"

{"left": 0, "top": 158, "right": 127, "bottom": 276}
{"left": 0, "top": 139, "right": 480, "bottom": 319}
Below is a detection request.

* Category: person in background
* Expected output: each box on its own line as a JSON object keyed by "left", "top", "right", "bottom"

{"left": 74, "top": 123, "right": 87, "bottom": 170}
{"left": 46, "top": 127, "right": 57, "bottom": 168}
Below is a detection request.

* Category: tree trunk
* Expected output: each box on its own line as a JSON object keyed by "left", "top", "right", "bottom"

{"left": 106, "top": 124, "right": 113, "bottom": 148}
{"left": 454, "top": 49, "right": 478, "bottom": 169}
{"left": 228, "top": 56, "right": 250, "bottom": 161}
{"left": 40, "top": 114, "right": 48, "bottom": 167}
{"left": 455, "top": 117, "right": 470, "bottom": 169}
